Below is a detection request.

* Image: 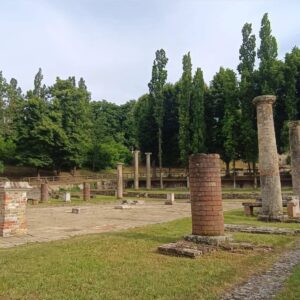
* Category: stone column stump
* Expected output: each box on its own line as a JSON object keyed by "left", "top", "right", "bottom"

{"left": 145, "top": 152, "right": 152, "bottom": 190}
{"left": 0, "top": 182, "right": 32, "bottom": 237}
{"left": 40, "top": 183, "right": 48, "bottom": 203}
{"left": 117, "top": 163, "right": 124, "bottom": 199}
{"left": 133, "top": 150, "right": 140, "bottom": 190}
{"left": 253, "top": 95, "right": 283, "bottom": 220}
{"left": 83, "top": 182, "right": 90, "bottom": 201}
{"left": 289, "top": 121, "right": 300, "bottom": 200}
{"left": 189, "top": 154, "right": 225, "bottom": 237}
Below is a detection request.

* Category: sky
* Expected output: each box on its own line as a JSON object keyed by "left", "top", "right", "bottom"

{"left": 0, "top": 0, "right": 299, "bottom": 104}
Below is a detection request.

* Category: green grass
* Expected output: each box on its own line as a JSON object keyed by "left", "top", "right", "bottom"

{"left": 275, "top": 265, "right": 300, "bottom": 300}
{"left": 0, "top": 211, "right": 299, "bottom": 300}
{"left": 225, "top": 209, "right": 300, "bottom": 230}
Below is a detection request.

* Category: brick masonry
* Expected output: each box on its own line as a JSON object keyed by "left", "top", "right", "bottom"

{"left": 189, "top": 153, "right": 224, "bottom": 236}
{"left": 0, "top": 182, "right": 31, "bottom": 237}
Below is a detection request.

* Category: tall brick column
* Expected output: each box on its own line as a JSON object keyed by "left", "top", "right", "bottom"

{"left": 289, "top": 121, "right": 300, "bottom": 200}
{"left": 189, "top": 154, "right": 224, "bottom": 236}
{"left": 117, "top": 163, "right": 124, "bottom": 199}
{"left": 145, "top": 152, "right": 152, "bottom": 190}
{"left": 134, "top": 150, "right": 139, "bottom": 190}
{"left": 40, "top": 183, "right": 48, "bottom": 203}
{"left": 83, "top": 182, "right": 90, "bottom": 201}
{"left": 0, "top": 182, "right": 32, "bottom": 237}
{"left": 253, "top": 95, "right": 283, "bottom": 219}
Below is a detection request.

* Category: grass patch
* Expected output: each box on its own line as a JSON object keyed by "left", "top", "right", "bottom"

{"left": 275, "top": 265, "right": 300, "bottom": 300}
{"left": 0, "top": 212, "right": 298, "bottom": 300}
{"left": 224, "top": 209, "right": 300, "bottom": 230}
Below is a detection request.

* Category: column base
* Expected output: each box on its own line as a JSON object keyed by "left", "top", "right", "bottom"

{"left": 257, "top": 214, "right": 288, "bottom": 222}
{"left": 184, "top": 234, "right": 232, "bottom": 246}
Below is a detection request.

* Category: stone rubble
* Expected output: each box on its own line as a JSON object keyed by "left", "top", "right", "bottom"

{"left": 221, "top": 240, "right": 300, "bottom": 300}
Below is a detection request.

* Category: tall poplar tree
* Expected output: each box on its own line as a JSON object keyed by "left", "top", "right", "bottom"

{"left": 238, "top": 22, "right": 258, "bottom": 179}
{"left": 178, "top": 52, "right": 193, "bottom": 165}
{"left": 190, "top": 67, "right": 206, "bottom": 154}
{"left": 148, "top": 49, "right": 168, "bottom": 188}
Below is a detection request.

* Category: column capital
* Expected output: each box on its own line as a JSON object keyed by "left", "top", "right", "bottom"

{"left": 288, "top": 121, "right": 300, "bottom": 129}
{"left": 253, "top": 95, "right": 276, "bottom": 106}
{"left": 145, "top": 152, "right": 152, "bottom": 156}
{"left": 116, "top": 162, "right": 124, "bottom": 166}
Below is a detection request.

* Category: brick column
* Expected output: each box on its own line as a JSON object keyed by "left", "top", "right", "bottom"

{"left": 40, "top": 183, "right": 48, "bottom": 203}
{"left": 133, "top": 150, "right": 139, "bottom": 190}
{"left": 117, "top": 163, "right": 124, "bottom": 199}
{"left": 289, "top": 121, "right": 300, "bottom": 200}
{"left": 253, "top": 95, "right": 283, "bottom": 219}
{"left": 189, "top": 154, "right": 224, "bottom": 236}
{"left": 145, "top": 152, "right": 152, "bottom": 189}
{"left": 0, "top": 182, "right": 32, "bottom": 237}
{"left": 83, "top": 182, "right": 90, "bottom": 201}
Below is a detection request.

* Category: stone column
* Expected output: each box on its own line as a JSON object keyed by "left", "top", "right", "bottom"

{"left": 145, "top": 152, "right": 152, "bottom": 189}
{"left": 189, "top": 154, "right": 224, "bottom": 236}
{"left": 83, "top": 182, "right": 90, "bottom": 201}
{"left": 289, "top": 121, "right": 300, "bottom": 199}
{"left": 0, "top": 182, "right": 32, "bottom": 237}
{"left": 40, "top": 183, "right": 48, "bottom": 203}
{"left": 134, "top": 150, "right": 140, "bottom": 190}
{"left": 117, "top": 163, "right": 124, "bottom": 199}
{"left": 253, "top": 95, "right": 283, "bottom": 219}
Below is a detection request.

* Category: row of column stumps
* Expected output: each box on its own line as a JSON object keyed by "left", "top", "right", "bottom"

{"left": 133, "top": 151, "right": 152, "bottom": 190}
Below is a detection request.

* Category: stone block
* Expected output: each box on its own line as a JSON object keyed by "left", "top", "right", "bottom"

{"left": 64, "top": 192, "right": 71, "bottom": 202}
{"left": 287, "top": 197, "right": 300, "bottom": 218}
{"left": 71, "top": 208, "right": 80, "bottom": 214}
{"left": 114, "top": 204, "right": 131, "bottom": 209}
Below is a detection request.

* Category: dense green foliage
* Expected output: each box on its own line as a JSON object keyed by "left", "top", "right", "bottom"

{"left": 0, "top": 13, "right": 299, "bottom": 173}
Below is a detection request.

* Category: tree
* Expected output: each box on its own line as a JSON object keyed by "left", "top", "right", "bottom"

{"left": 178, "top": 52, "right": 193, "bottom": 165}
{"left": 190, "top": 67, "right": 206, "bottom": 154}
{"left": 208, "top": 67, "right": 240, "bottom": 177}
{"left": 50, "top": 78, "right": 92, "bottom": 171}
{"left": 162, "top": 83, "right": 180, "bottom": 167}
{"left": 15, "top": 96, "right": 56, "bottom": 175}
{"left": 238, "top": 22, "right": 258, "bottom": 180}
{"left": 134, "top": 94, "right": 158, "bottom": 163}
{"left": 148, "top": 49, "right": 168, "bottom": 188}
{"left": 257, "top": 13, "right": 278, "bottom": 94}
{"left": 33, "top": 68, "right": 47, "bottom": 99}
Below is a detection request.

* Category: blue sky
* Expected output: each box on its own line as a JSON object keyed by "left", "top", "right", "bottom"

{"left": 0, "top": 0, "right": 299, "bottom": 104}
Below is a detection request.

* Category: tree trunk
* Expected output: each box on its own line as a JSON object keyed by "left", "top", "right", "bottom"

{"left": 152, "top": 159, "right": 156, "bottom": 179}
{"left": 158, "top": 127, "right": 163, "bottom": 189}
{"left": 233, "top": 160, "right": 236, "bottom": 189}
{"left": 225, "top": 161, "right": 230, "bottom": 177}
{"left": 37, "top": 168, "right": 40, "bottom": 181}
{"left": 253, "top": 161, "right": 257, "bottom": 189}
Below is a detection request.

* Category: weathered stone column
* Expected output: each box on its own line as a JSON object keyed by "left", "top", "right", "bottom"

{"left": 134, "top": 150, "right": 140, "bottom": 190}
{"left": 83, "top": 182, "right": 90, "bottom": 201}
{"left": 253, "top": 95, "right": 283, "bottom": 219}
{"left": 145, "top": 152, "right": 152, "bottom": 189}
{"left": 40, "top": 183, "right": 48, "bottom": 203}
{"left": 0, "top": 182, "right": 31, "bottom": 237}
{"left": 116, "top": 163, "right": 124, "bottom": 199}
{"left": 189, "top": 154, "right": 224, "bottom": 236}
{"left": 289, "top": 121, "right": 300, "bottom": 199}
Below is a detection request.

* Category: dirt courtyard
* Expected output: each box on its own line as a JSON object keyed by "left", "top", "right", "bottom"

{"left": 0, "top": 201, "right": 241, "bottom": 248}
